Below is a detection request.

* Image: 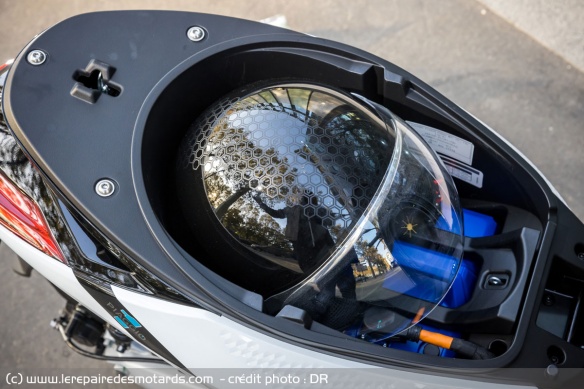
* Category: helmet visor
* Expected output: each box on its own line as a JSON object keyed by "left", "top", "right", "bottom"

{"left": 179, "top": 84, "right": 463, "bottom": 337}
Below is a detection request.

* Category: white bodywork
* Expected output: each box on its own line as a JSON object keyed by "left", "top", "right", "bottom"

{"left": 0, "top": 222, "right": 534, "bottom": 388}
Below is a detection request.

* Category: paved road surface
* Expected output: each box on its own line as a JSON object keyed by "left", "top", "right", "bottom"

{"left": 0, "top": 0, "right": 582, "bottom": 384}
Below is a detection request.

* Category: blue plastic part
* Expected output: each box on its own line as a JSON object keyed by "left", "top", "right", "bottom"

{"left": 384, "top": 247, "right": 477, "bottom": 309}
{"left": 440, "top": 208, "right": 496, "bottom": 307}
{"left": 440, "top": 259, "right": 478, "bottom": 308}
{"left": 387, "top": 208, "right": 497, "bottom": 308}
{"left": 435, "top": 208, "right": 497, "bottom": 237}
{"left": 461, "top": 209, "right": 497, "bottom": 238}
{"left": 435, "top": 212, "right": 461, "bottom": 235}
{"left": 383, "top": 241, "right": 458, "bottom": 304}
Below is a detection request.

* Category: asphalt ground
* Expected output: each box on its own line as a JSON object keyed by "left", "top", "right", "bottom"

{"left": 478, "top": 0, "right": 584, "bottom": 72}
{"left": 0, "top": 0, "right": 583, "bottom": 384}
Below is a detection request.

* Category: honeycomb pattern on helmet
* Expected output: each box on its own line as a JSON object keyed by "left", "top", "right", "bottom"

{"left": 180, "top": 86, "right": 393, "bottom": 230}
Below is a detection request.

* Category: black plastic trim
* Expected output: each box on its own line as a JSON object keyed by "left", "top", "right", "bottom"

{"left": 1, "top": 11, "right": 582, "bottom": 383}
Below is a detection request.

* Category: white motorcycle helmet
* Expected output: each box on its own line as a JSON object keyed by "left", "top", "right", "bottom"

{"left": 176, "top": 82, "right": 464, "bottom": 339}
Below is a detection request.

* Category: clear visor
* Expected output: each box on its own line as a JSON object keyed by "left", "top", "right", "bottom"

{"left": 269, "top": 96, "right": 464, "bottom": 336}
{"left": 187, "top": 84, "right": 463, "bottom": 337}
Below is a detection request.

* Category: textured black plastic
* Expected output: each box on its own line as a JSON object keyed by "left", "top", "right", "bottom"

{"left": 3, "top": 11, "right": 584, "bottom": 376}
{"left": 3, "top": 11, "right": 302, "bottom": 307}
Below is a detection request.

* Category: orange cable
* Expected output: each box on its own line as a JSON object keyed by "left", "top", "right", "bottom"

{"left": 419, "top": 329, "right": 454, "bottom": 349}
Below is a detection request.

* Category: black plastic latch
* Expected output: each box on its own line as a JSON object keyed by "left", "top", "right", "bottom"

{"left": 71, "top": 59, "right": 122, "bottom": 104}
{"left": 276, "top": 305, "right": 313, "bottom": 329}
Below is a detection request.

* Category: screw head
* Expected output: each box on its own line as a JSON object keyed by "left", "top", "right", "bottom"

{"left": 27, "top": 50, "right": 47, "bottom": 65}
{"left": 545, "top": 364, "right": 559, "bottom": 378}
{"left": 95, "top": 179, "right": 115, "bottom": 197}
{"left": 187, "top": 26, "right": 206, "bottom": 42}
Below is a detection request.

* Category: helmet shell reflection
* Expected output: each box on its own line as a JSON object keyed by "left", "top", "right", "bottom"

{"left": 178, "top": 84, "right": 394, "bottom": 279}
{"left": 177, "top": 83, "right": 463, "bottom": 337}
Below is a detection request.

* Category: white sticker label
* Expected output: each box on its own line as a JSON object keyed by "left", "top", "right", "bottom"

{"left": 439, "top": 154, "right": 484, "bottom": 188}
{"left": 407, "top": 121, "right": 475, "bottom": 165}
{"left": 407, "top": 121, "right": 483, "bottom": 188}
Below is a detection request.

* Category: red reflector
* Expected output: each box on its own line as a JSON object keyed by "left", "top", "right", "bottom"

{"left": 0, "top": 172, "right": 66, "bottom": 263}
{"left": 0, "top": 59, "right": 13, "bottom": 74}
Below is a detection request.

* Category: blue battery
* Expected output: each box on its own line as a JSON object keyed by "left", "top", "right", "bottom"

{"left": 387, "top": 208, "right": 497, "bottom": 308}
{"left": 440, "top": 259, "right": 478, "bottom": 308}
{"left": 441, "top": 208, "right": 496, "bottom": 307}
{"left": 385, "top": 241, "right": 459, "bottom": 304}
{"left": 461, "top": 209, "right": 498, "bottom": 238}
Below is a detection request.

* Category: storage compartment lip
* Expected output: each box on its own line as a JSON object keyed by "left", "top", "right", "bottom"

{"left": 130, "top": 34, "right": 559, "bottom": 371}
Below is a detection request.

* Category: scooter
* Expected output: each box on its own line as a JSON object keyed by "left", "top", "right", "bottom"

{"left": 1, "top": 10, "right": 583, "bottom": 388}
